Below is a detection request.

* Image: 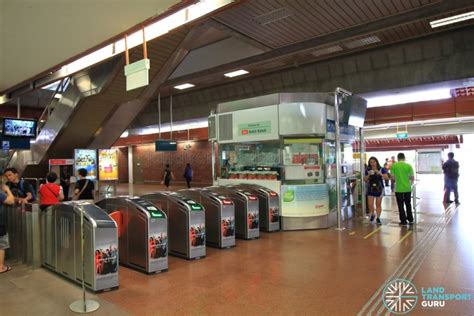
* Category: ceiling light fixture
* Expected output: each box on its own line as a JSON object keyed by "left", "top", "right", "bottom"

{"left": 224, "top": 69, "right": 249, "bottom": 78}
{"left": 430, "top": 11, "right": 474, "bottom": 28}
{"left": 174, "top": 83, "right": 195, "bottom": 90}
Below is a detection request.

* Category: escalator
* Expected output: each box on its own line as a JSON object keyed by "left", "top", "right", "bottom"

{"left": 7, "top": 27, "right": 191, "bottom": 177}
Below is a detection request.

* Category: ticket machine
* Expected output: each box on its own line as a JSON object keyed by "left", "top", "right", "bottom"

{"left": 141, "top": 192, "right": 206, "bottom": 260}
{"left": 96, "top": 196, "right": 168, "bottom": 274}
{"left": 234, "top": 184, "right": 280, "bottom": 232}
{"left": 205, "top": 186, "right": 259, "bottom": 240}
{"left": 180, "top": 188, "right": 235, "bottom": 249}
{"left": 41, "top": 201, "right": 119, "bottom": 292}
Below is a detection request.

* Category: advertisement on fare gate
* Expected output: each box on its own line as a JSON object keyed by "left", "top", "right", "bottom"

{"left": 95, "top": 243, "right": 119, "bottom": 278}
{"left": 74, "top": 149, "right": 97, "bottom": 179}
{"left": 98, "top": 149, "right": 119, "bottom": 180}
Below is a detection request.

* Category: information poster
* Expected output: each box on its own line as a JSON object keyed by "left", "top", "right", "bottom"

{"left": 98, "top": 149, "right": 119, "bottom": 180}
{"left": 280, "top": 184, "right": 329, "bottom": 217}
{"left": 74, "top": 149, "right": 97, "bottom": 179}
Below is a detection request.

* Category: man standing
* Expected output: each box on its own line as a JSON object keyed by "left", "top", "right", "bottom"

{"left": 0, "top": 184, "right": 15, "bottom": 274}
{"left": 442, "top": 152, "right": 459, "bottom": 205}
{"left": 3, "top": 168, "right": 35, "bottom": 204}
{"left": 390, "top": 153, "right": 415, "bottom": 225}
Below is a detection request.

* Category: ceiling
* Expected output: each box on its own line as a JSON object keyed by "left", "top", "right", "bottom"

{"left": 3, "top": 0, "right": 474, "bottom": 129}
{"left": 158, "top": 0, "right": 474, "bottom": 95}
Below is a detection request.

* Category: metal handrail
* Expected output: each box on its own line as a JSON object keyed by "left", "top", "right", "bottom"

{"left": 36, "top": 77, "right": 70, "bottom": 136}
{"left": 411, "top": 181, "right": 421, "bottom": 224}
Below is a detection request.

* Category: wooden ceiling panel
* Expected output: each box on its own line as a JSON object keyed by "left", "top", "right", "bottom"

{"left": 214, "top": 0, "right": 440, "bottom": 48}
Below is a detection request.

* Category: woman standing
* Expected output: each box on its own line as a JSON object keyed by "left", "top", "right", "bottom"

{"left": 38, "top": 172, "right": 64, "bottom": 210}
{"left": 364, "top": 157, "right": 389, "bottom": 225}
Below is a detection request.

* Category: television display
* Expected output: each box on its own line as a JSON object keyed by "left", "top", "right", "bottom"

{"left": 2, "top": 118, "right": 37, "bottom": 138}
{"left": 339, "top": 95, "right": 367, "bottom": 128}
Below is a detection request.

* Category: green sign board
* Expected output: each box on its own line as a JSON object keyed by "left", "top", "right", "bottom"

{"left": 238, "top": 121, "right": 271, "bottom": 136}
{"left": 396, "top": 132, "right": 408, "bottom": 139}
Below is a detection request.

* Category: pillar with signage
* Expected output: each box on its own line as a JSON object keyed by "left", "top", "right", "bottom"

{"left": 209, "top": 92, "right": 367, "bottom": 230}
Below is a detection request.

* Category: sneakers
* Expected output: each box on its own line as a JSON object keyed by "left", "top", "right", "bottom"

{"left": 408, "top": 221, "right": 414, "bottom": 225}
{"left": 369, "top": 214, "right": 375, "bottom": 222}
{"left": 376, "top": 218, "right": 382, "bottom": 225}
{"left": 455, "top": 200, "right": 460, "bottom": 205}
{"left": 399, "top": 221, "right": 408, "bottom": 225}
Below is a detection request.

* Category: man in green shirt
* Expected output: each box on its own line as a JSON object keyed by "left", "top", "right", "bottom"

{"left": 390, "top": 153, "right": 415, "bottom": 225}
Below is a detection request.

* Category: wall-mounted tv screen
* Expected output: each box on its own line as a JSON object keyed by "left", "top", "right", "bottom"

{"left": 2, "top": 118, "right": 37, "bottom": 138}
{"left": 156, "top": 140, "right": 177, "bottom": 151}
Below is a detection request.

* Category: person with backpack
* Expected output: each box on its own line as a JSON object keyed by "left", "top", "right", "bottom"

{"left": 364, "top": 157, "right": 389, "bottom": 225}
{"left": 3, "top": 167, "right": 36, "bottom": 204}
{"left": 183, "top": 163, "right": 193, "bottom": 188}
{"left": 442, "top": 152, "right": 460, "bottom": 205}
{"left": 38, "top": 172, "right": 64, "bottom": 210}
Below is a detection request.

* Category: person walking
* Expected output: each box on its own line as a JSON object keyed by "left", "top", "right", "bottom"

{"left": 0, "top": 184, "right": 15, "bottom": 274}
{"left": 364, "top": 157, "right": 389, "bottom": 225}
{"left": 442, "top": 152, "right": 460, "bottom": 205}
{"left": 73, "top": 168, "right": 95, "bottom": 201}
{"left": 38, "top": 172, "right": 64, "bottom": 210}
{"left": 161, "top": 164, "right": 175, "bottom": 189}
{"left": 390, "top": 153, "right": 415, "bottom": 225}
{"left": 184, "top": 163, "right": 193, "bottom": 188}
{"left": 3, "top": 167, "right": 35, "bottom": 204}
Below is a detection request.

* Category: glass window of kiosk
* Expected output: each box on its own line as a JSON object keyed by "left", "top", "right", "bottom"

{"left": 219, "top": 142, "right": 281, "bottom": 180}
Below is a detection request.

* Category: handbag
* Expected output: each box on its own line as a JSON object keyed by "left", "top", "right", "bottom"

{"left": 73, "top": 180, "right": 89, "bottom": 201}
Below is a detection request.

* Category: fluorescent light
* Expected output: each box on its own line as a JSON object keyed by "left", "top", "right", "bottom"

{"left": 430, "top": 11, "right": 474, "bottom": 28}
{"left": 365, "top": 88, "right": 451, "bottom": 108}
{"left": 224, "top": 69, "right": 249, "bottom": 78}
{"left": 60, "top": 0, "right": 233, "bottom": 75}
{"left": 174, "top": 83, "right": 195, "bottom": 90}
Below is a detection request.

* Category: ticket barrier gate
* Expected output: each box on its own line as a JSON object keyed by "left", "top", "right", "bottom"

{"left": 96, "top": 196, "right": 168, "bottom": 274}
{"left": 41, "top": 202, "right": 119, "bottom": 292}
{"left": 234, "top": 184, "right": 280, "bottom": 232}
{"left": 141, "top": 192, "right": 206, "bottom": 260}
{"left": 205, "top": 186, "right": 259, "bottom": 240}
{"left": 180, "top": 189, "right": 235, "bottom": 249}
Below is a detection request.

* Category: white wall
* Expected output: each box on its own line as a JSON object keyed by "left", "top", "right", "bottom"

{"left": 0, "top": 0, "right": 180, "bottom": 91}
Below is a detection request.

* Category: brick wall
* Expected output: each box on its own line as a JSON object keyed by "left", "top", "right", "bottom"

{"left": 131, "top": 140, "right": 213, "bottom": 185}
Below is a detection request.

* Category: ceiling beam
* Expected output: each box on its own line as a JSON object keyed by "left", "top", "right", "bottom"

{"left": 88, "top": 24, "right": 209, "bottom": 148}
{"left": 165, "top": 0, "right": 474, "bottom": 86}
{"left": 206, "top": 18, "right": 273, "bottom": 51}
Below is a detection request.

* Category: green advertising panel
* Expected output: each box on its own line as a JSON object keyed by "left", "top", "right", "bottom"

{"left": 280, "top": 184, "right": 329, "bottom": 217}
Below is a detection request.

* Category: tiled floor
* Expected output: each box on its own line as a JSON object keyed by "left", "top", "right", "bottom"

{"left": 1, "top": 175, "right": 472, "bottom": 315}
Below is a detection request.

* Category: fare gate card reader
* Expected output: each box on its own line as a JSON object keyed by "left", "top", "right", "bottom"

{"left": 205, "top": 186, "right": 260, "bottom": 240}
{"left": 141, "top": 192, "right": 206, "bottom": 260}
{"left": 180, "top": 189, "right": 236, "bottom": 249}
{"left": 234, "top": 184, "right": 280, "bottom": 232}
{"left": 96, "top": 196, "right": 168, "bottom": 274}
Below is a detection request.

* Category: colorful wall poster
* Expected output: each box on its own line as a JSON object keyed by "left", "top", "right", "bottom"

{"left": 280, "top": 184, "right": 329, "bottom": 217}
{"left": 98, "top": 149, "right": 119, "bottom": 180}
{"left": 74, "top": 149, "right": 97, "bottom": 179}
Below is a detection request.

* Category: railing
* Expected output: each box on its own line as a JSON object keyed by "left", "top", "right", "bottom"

{"left": 412, "top": 181, "right": 421, "bottom": 224}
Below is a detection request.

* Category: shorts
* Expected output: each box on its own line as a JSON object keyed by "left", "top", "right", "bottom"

{"left": 367, "top": 192, "right": 383, "bottom": 197}
{"left": 0, "top": 233, "right": 9, "bottom": 250}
